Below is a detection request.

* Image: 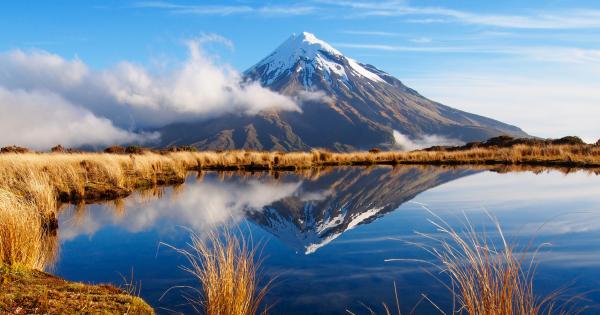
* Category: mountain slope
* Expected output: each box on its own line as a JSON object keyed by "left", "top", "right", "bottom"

{"left": 158, "top": 32, "right": 527, "bottom": 151}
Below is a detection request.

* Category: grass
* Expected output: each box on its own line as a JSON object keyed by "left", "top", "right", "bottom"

{"left": 0, "top": 141, "right": 597, "bottom": 312}
{"left": 1, "top": 144, "right": 598, "bottom": 267}
{"left": 0, "top": 144, "right": 598, "bottom": 205}
{"left": 0, "top": 188, "right": 56, "bottom": 270}
{"left": 163, "top": 230, "right": 271, "bottom": 315}
{"left": 380, "top": 211, "right": 581, "bottom": 315}
{"left": 0, "top": 267, "right": 154, "bottom": 314}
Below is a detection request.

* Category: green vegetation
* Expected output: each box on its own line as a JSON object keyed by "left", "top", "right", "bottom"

{"left": 0, "top": 267, "right": 154, "bottom": 314}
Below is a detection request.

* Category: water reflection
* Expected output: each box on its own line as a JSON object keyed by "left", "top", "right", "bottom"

{"left": 51, "top": 166, "right": 600, "bottom": 314}
{"left": 60, "top": 176, "right": 301, "bottom": 241}
{"left": 59, "top": 166, "right": 477, "bottom": 254}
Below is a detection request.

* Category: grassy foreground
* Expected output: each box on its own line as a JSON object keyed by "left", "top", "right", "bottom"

{"left": 0, "top": 137, "right": 597, "bottom": 313}
{"left": 0, "top": 267, "right": 154, "bottom": 314}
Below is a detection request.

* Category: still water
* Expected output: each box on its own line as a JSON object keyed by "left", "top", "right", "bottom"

{"left": 54, "top": 166, "right": 600, "bottom": 314}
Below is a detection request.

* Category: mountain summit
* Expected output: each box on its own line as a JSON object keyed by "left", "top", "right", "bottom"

{"left": 158, "top": 32, "right": 527, "bottom": 151}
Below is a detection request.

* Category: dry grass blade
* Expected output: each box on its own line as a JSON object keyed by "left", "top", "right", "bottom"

{"left": 163, "top": 229, "right": 272, "bottom": 315}
{"left": 395, "top": 209, "right": 579, "bottom": 315}
{"left": 0, "top": 188, "right": 55, "bottom": 270}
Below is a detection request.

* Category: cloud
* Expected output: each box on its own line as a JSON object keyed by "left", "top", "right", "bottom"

{"left": 294, "top": 90, "right": 334, "bottom": 104}
{"left": 392, "top": 130, "right": 462, "bottom": 151}
{"left": 0, "top": 87, "right": 158, "bottom": 150}
{"left": 98, "top": 39, "right": 299, "bottom": 124}
{"left": 321, "top": 1, "right": 600, "bottom": 29}
{"left": 0, "top": 36, "right": 299, "bottom": 149}
{"left": 59, "top": 175, "right": 302, "bottom": 240}
{"left": 133, "top": 1, "right": 315, "bottom": 16}
{"left": 340, "top": 30, "right": 400, "bottom": 37}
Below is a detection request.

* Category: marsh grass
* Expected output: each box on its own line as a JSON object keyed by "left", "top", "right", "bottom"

{"left": 0, "top": 188, "right": 53, "bottom": 270}
{"left": 162, "top": 230, "right": 272, "bottom": 315}
{"left": 380, "top": 210, "right": 582, "bottom": 315}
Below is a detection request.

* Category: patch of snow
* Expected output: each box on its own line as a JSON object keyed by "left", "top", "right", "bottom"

{"left": 346, "top": 207, "right": 383, "bottom": 230}
{"left": 248, "top": 32, "right": 387, "bottom": 87}
{"left": 347, "top": 58, "right": 386, "bottom": 83}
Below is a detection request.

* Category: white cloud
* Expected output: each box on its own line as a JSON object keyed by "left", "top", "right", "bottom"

{"left": 340, "top": 30, "right": 400, "bottom": 37}
{"left": 0, "top": 87, "right": 158, "bottom": 150}
{"left": 0, "top": 36, "right": 299, "bottom": 149}
{"left": 59, "top": 176, "right": 302, "bottom": 240}
{"left": 133, "top": 1, "right": 315, "bottom": 16}
{"left": 294, "top": 90, "right": 334, "bottom": 104}
{"left": 322, "top": 1, "right": 600, "bottom": 29}
{"left": 392, "top": 130, "right": 462, "bottom": 151}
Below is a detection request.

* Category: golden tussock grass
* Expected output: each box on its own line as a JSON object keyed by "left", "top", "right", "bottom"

{"left": 380, "top": 210, "right": 581, "bottom": 315}
{"left": 0, "top": 188, "right": 55, "bottom": 270}
{"left": 0, "top": 144, "right": 598, "bottom": 269}
{"left": 162, "top": 230, "right": 271, "bottom": 315}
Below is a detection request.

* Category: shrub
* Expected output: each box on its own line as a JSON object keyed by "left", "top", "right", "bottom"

{"left": 125, "top": 146, "right": 148, "bottom": 154}
{"left": 177, "top": 145, "right": 197, "bottom": 152}
{"left": 484, "top": 135, "right": 515, "bottom": 147}
{"left": 551, "top": 136, "right": 585, "bottom": 145}
{"left": 0, "top": 145, "right": 31, "bottom": 154}
{"left": 464, "top": 141, "right": 482, "bottom": 149}
{"left": 50, "top": 145, "right": 65, "bottom": 153}
{"left": 104, "top": 146, "right": 126, "bottom": 154}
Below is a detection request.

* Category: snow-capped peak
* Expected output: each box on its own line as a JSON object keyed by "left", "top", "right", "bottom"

{"left": 247, "top": 32, "right": 387, "bottom": 86}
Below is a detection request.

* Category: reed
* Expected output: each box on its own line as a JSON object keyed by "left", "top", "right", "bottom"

{"left": 165, "top": 231, "right": 271, "bottom": 315}
{"left": 384, "top": 211, "right": 574, "bottom": 315}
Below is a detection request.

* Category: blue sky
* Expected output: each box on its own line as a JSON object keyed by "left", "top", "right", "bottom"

{"left": 1, "top": 0, "right": 599, "bottom": 144}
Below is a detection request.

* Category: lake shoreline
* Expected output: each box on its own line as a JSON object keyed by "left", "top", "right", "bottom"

{"left": 1, "top": 144, "right": 599, "bottom": 313}
{"left": 2, "top": 144, "right": 600, "bottom": 207}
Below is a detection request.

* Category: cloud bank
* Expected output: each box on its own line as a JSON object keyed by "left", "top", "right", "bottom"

{"left": 0, "top": 36, "right": 299, "bottom": 149}
{"left": 0, "top": 88, "right": 159, "bottom": 150}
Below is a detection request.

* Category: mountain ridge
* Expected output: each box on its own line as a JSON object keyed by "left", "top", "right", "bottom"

{"left": 158, "top": 32, "right": 528, "bottom": 151}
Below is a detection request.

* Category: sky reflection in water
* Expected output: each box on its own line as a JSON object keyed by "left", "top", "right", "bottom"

{"left": 55, "top": 166, "right": 600, "bottom": 314}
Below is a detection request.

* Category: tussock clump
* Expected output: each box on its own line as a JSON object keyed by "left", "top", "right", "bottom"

{"left": 164, "top": 231, "right": 271, "bottom": 315}
{"left": 0, "top": 188, "right": 51, "bottom": 270}
{"left": 385, "top": 211, "right": 578, "bottom": 315}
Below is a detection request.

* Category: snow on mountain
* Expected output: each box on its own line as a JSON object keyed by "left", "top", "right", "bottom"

{"left": 248, "top": 32, "right": 386, "bottom": 88}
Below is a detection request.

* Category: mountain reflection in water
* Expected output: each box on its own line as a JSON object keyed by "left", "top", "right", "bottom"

{"left": 59, "top": 166, "right": 476, "bottom": 254}
{"left": 54, "top": 165, "right": 600, "bottom": 314}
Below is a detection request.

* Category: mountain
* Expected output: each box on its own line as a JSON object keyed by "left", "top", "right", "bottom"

{"left": 157, "top": 32, "right": 528, "bottom": 151}
{"left": 246, "top": 166, "right": 478, "bottom": 254}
